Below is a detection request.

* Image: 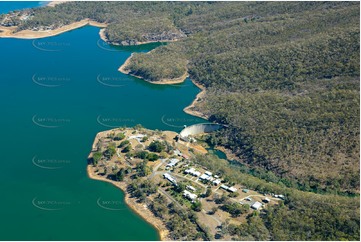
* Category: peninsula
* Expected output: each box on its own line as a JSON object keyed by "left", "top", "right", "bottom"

{"left": 87, "top": 125, "right": 283, "bottom": 240}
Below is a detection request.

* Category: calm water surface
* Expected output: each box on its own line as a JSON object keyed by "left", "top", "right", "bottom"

{"left": 0, "top": 4, "right": 204, "bottom": 239}
{"left": 0, "top": 1, "right": 47, "bottom": 14}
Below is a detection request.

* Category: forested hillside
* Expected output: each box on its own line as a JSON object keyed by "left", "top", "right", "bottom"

{"left": 2, "top": 1, "right": 359, "bottom": 240}
{"left": 126, "top": 2, "right": 360, "bottom": 195}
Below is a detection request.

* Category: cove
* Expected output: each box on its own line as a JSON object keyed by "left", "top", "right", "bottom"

{"left": 0, "top": 24, "right": 205, "bottom": 240}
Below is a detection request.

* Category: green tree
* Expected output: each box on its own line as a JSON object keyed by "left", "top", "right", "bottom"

{"left": 136, "top": 161, "right": 152, "bottom": 177}
{"left": 205, "top": 187, "right": 212, "bottom": 197}
{"left": 146, "top": 152, "right": 159, "bottom": 161}
{"left": 114, "top": 132, "right": 125, "bottom": 141}
{"left": 115, "top": 168, "right": 125, "bottom": 181}
{"left": 122, "top": 144, "right": 132, "bottom": 153}
{"left": 118, "top": 140, "right": 130, "bottom": 148}
{"left": 104, "top": 146, "right": 116, "bottom": 158}
{"left": 92, "top": 152, "right": 102, "bottom": 165}
{"left": 148, "top": 140, "right": 166, "bottom": 152}
{"left": 191, "top": 200, "right": 202, "bottom": 212}
{"left": 135, "top": 150, "right": 148, "bottom": 159}
{"left": 210, "top": 206, "right": 218, "bottom": 214}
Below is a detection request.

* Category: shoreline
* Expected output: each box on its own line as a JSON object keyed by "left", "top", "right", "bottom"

{"left": 183, "top": 80, "right": 209, "bottom": 120}
{"left": 0, "top": 19, "right": 107, "bottom": 39}
{"left": 47, "top": 1, "right": 71, "bottom": 7}
{"left": 87, "top": 130, "right": 169, "bottom": 241}
{"left": 117, "top": 49, "right": 206, "bottom": 115}
{"left": 118, "top": 54, "right": 188, "bottom": 85}
{"left": 99, "top": 28, "right": 108, "bottom": 42}
{"left": 109, "top": 38, "right": 181, "bottom": 47}
{"left": 87, "top": 166, "right": 169, "bottom": 241}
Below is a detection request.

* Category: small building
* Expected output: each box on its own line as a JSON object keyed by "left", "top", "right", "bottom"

{"left": 186, "top": 185, "right": 196, "bottom": 192}
{"left": 251, "top": 201, "right": 263, "bottom": 210}
{"left": 183, "top": 190, "right": 197, "bottom": 201}
{"left": 184, "top": 167, "right": 194, "bottom": 174}
{"left": 220, "top": 185, "right": 229, "bottom": 190}
{"left": 228, "top": 187, "right": 237, "bottom": 193}
{"left": 163, "top": 173, "right": 177, "bottom": 185}
{"left": 213, "top": 179, "right": 221, "bottom": 186}
{"left": 263, "top": 197, "right": 271, "bottom": 203}
{"left": 214, "top": 175, "right": 220, "bottom": 179}
{"left": 182, "top": 154, "right": 190, "bottom": 160}
{"left": 242, "top": 189, "right": 249, "bottom": 193}
{"left": 205, "top": 171, "right": 212, "bottom": 176}
{"left": 193, "top": 171, "right": 201, "bottom": 177}
{"left": 185, "top": 167, "right": 201, "bottom": 177}
{"left": 166, "top": 158, "right": 179, "bottom": 168}
{"left": 128, "top": 134, "right": 145, "bottom": 142}
{"left": 199, "top": 174, "right": 209, "bottom": 180}
{"left": 173, "top": 149, "right": 182, "bottom": 156}
{"left": 206, "top": 176, "right": 215, "bottom": 182}
{"left": 245, "top": 197, "right": 252, "bottom": 201}
{"left": 274, "top": 194, "right": 285, "bottom": 200}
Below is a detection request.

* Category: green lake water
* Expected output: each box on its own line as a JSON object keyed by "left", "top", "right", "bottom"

{"left": 0, "top": 16, "right": 205, "bottom": 240}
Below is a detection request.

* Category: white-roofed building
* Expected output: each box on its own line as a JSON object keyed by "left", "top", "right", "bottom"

{"left": 184, "top": 167, "right": 194, "bottom": 174}
{"left": 185, "top": 167, "right": 201, "bottom": 177}
{"left": 205, "top": 171, "right": 212, "bottom": 176}
{"left": 193, "top": 171, "right": 201, "bottom": 177}
{"left": 220, "top": 184, "right": 229, "bottom": 190}
{"left": 166, "top": 158, "right": 179, "bottom": 168}
{"left": 163, "top": 173, "right": 177, "bottom": 185}
{"left": 183, "top": 190, "right": 197, "bottom": 201}
{"left": 128, "top": 134, "right": 145, "bottom": 143}
{"left": 199, "top": 174, "right": 209, "bottom": 180}
{"left": 173, "top": 149, "right": 183, "bottom": 156}
{"left": 213, "top": 179, "right": 221, "bottom": 186}
{"left": 228, "top": 187, "right": 237, "bottom": 193}
{"left": 206, "top": 176, "right": 215, "bottom": 182}
{"left": 186, "top": 185, "right": 196, "bottom": 192}
{"left": 251, "top": 201, "right": 263, "bottom": 210}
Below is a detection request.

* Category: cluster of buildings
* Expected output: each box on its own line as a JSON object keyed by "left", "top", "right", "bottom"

{"left": 163, "top": 173, "right": 198, "bottom": 202}
{"left": 185, "top": 168, "right": 223, "bottom": 186}
{"left": 199, "top": 171, "right": 222, "bottom": 186}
